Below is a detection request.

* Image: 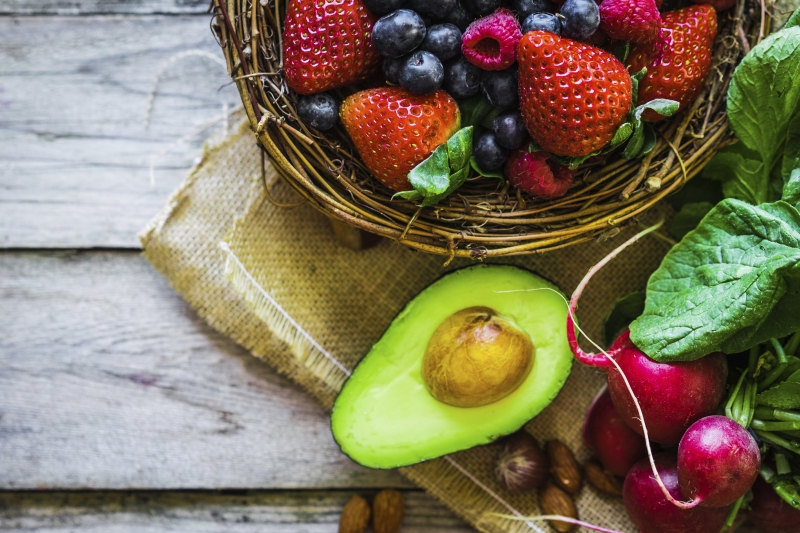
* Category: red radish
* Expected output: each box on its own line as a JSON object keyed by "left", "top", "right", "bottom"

{"left": 623, "top": 453, "right": 729, "bottom": 533}
{"left": 583, "top": 387, "right": 647, "bottom": 477}
{"left": 677, "top": 415, "right": 760, "bottom": 507}
{"left": 749, "top": 477, "right": 800, "bottom": 532}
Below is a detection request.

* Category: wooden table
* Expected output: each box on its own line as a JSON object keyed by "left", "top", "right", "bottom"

{"left": 0, "top": 2, "right": 471, "bottom": 530}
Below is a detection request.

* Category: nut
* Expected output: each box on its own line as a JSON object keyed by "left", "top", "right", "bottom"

{"left": 584, "top": 459, "right": 623, "bottom": 497}
{"left": 546, "top": 439, "right": 582, "bottom": 494}
{"left": 539, "top": 483, "right": 578, "bottom": 533}
{"left": 372, "top": 489, "right": 404, "bottom": 533}
{"left": 495, "top": 430, "right": 550, "bottom": 491}
{"left": 338, "top": 494, "right": 370, "bottom": 533}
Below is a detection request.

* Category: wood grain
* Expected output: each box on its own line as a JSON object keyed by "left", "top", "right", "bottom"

{"left": 0, "top": 251, "right": 412, "bottom": 490}
{"left": 0, "top": 490, "right": 472, "bottom": 532}
{"left": 0, "top": 16, "right": 240, "bottom": 249}
{"left": 0, "top": 0, "right": 210, "bottom": 15}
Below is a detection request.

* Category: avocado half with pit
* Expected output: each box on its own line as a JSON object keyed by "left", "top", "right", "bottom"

{"left": 331, "top": 264, "right": 573, "bottom": 469}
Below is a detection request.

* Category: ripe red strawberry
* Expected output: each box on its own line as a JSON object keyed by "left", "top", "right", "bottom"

{"left": 517, "top": 31, "right": 633, "bottom": 158}
{"left": 599, "top": 0, "right": 662, "bottom": 44}
{"left": 340, "top": 87, "right": 460, "bottom": 191}
{"left": 626, "top": 5, "right": 718, "bottom": 121}
{"left": 506, "top": 150, "right": 575, "bottom": 199}
{"left": 283, "top": 0, "right": 382, "bottom": 95}
{"left": 692, "top": 0, "right": 735, "bottom": 12}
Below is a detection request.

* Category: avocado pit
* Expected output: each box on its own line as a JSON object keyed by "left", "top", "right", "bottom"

{"left": 422, "top": 306, "right": 535, "bottom": 408}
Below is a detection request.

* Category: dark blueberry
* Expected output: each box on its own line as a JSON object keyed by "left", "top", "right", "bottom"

{"left": 420, "top": 24, "right": 463, "bottom": 61}
{"left": 474, "top": 132, "right": 508, "bottom": 170}
{"left": 441, "top": 1, "right": 475, "bottom": 32}
{"left": 398, "top": 50, "right": 445, "bottom": 95}
{"left": 383, "top": 55, "right": 408, "bottom": 85}
{"left": 559, "top": 0, "right": 600, "bottom": 41}
{"left": 371, "top": 9, "right": 427, "bottom": 58}
{"left": 513, "top": 0, "right": 555, "bottom": 18}
{"left": 409, "top": 0, "right": 457, "bottom": 18}
{"left": 296, "top": 93, "right": 340, "bottom": 131}
{"left": 362, "top": 0, "right": 408, "bottom": 15}
{"left": 481, "top": 69, "right": 519, "bottom": 111}
{"left": 443, "top": 56, "right": 483, "bottom": 98}
{"left": 492, "top": 111, "right": 527, "bottom": 150}
{"left": 521, "top": 12, "right": 561, "bottom": 35}
{"left": 464, "top": 0, "right": 501, "bottom": 16}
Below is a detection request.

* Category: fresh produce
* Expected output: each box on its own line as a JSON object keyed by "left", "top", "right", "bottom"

{"left": 623, "top": 454, "right": 729, "bottom": 533}
{"left": 539, "top": 483, "right": 579, "bottom": 533}
{"left": 583, "top": 388, "right": 647, "bottom": 477}
{"left": 361, "top": 0, "right": 406, "bottom": 15}
{"left": 676, "top": 415, "right": 760, "bottom": 507}
{"left": 522, "top": 13, "right": 562, "bottom": 36}
{"left": 495, "top": 430, "right": 550, "bottom": 491}
{"left": 505, "top": 150, "right": 575, "bottom": 199}
{"left": 339, "top": 87, "right": 460, "bottom": 192}
{"left": 462, "top": 8, "right": 522, "bottom": 71}
{"left": 371, "top": 9, "right": 427, "bottom": 57}
{"left": 480, "top": 69, "right": 519, "bottom": 110}
{"left": 420, "top": 23, "right": 463, "bottom": 60}
{"left": 330, "top": 265, "right": 572, "bottom": 468}
{"left": 559, "top": 0, "right": 600, "bottom": 41}
{"left": 296, "top": 93, "right": 340, "bottom": 131}
{"left": 465, "top": 0, "right": 502, "bottom": 17}
{"left": 443, "top": 1, "right": 475, "bottom": 32}
{"left": 492, "top": 111, "right": 528, "bottom": 150}
{"left": 584, "top": 459, "right": 623, "bottom": 496}
{"left": 517, "top": 31, "right": 633, "bottom": 157}
{"left": 443, "top": 56, "right": 482, "bottom": 98}
{"left": 547, "top": 439, "right": 583, "bottom": 495}
{"left": 397, "top": 50, "right": 445, "bottom": 94}
{"left": 339, "top": 494, "right": 371, "bottom": 533}
{"left": 626, "top": 5, "right": 718, "bottom": 121}
{"left": 749, "top": 476, "right": 800, "bottom": 532}
{"left": 283, "top": 0, "right": 381, "bottom": 95}
{"left": 408, "top": 0, "right": 455, "bottom": 19}
{"left": 473, "top": 131, "right": 509, "bottom": 170}
{"left": 691, "top": 0, "right": 736, "bottom": 12}
{"left": 514, "top": 0, "right": 556, "bottom": 19}
{"left": 598, "top": 0, "right": 661, "bottom": 44}
{"left": 372, "top": 490, "right": 404, "bottom": 533}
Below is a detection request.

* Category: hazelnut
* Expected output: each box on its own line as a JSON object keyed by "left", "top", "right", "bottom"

{"left": 496, "top": 430, "right": 550, "bottom": 491}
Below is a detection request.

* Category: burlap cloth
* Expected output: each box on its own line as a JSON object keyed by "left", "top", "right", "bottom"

{"left": 140, "top": 120, "right": 673, "bottom": 533}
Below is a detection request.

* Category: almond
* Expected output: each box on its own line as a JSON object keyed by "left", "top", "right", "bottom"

{"left": 539, "top": 483, "right": 578, "bottom": 533}
{"left": 338, "top": 494, "right": 370, "bottom": 533}
{"left": 546, "top": 439, "right": 582, "bottom": 494}
{"left": 584, "top": 459, "right": 623, "bottom": 497}
{"left": 372, "top": 489, "right": 404, "bottom": 533}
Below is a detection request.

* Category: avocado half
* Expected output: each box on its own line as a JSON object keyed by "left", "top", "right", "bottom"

{"left": 331, "top": 264, "right": 573, "bottom": 469}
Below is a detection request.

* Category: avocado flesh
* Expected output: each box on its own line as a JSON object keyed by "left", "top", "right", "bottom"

{"left": 331, "top": 264, "right": 573, "bottom": 469}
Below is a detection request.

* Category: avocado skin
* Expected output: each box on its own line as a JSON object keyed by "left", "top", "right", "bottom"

{"left": 330, "top": 264, "right": 573, "bottom": 469}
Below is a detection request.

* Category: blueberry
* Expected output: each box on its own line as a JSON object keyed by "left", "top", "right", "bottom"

{"left": 441, "top": 1, "right": 475, "bottom": 32}
{"left": 383, "top": 55, "right": 408, "bottom": 85}
{"left": 464, "top": 0, "right": 501, "bottom": 16}
{"left": 398, "top": 50, "right": 445, "bottom": 95}
{"left": 492, "top": 111, "right": 528, "bottom": 150}
{"left": 296, "top": 93, "right": 340, "bottom": 131}
{"left": 362, "top": 0, "right": 408, "bottom": 15}
{"left": 522, "top": 12, "right": 561, "bottom": 35}
{"left": 372, "top": 9, "right": 427, "bottom": 58}
{"left": 559, "top": 0, "right": 600, "bottom": 41}
{"left": 474, "top": 132, "right": 508, "bottom": 170}
{"left": 409, "top": 0, "right": 457, "bottom": 19}
{"left": 513, "top": 0, "right": 555, "bottom": 18}
{"left": 481, "top": 69, "right": 519, "bottom": 111}
{"left": 420, "top": 24, "right": 462, "bottom": 61}
{"left": 443, "top": 56, "right": 482, "bottom": 98}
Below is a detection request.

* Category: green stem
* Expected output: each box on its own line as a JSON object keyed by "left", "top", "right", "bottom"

{"left": 787, "top": 332, "right": 800, "bottom": 357}
{"left": 759, "top": 359, "right": 788, "bottom": 391}
{"left": 772, "top": 337, "right": 789, "bottom": 364}
{"left": 724, "top": 494, "right": 746, "bottom": 528}
{"left": 760, "top": 464, "right": 778, "bottom": 484}
{"left": 776, "top": 453, "right": 792, "bottom": 475}
{"left": 738, "top": 379, "right": 755, "bottom": 428}
{"left": 752, "top": 419, "right": 800, "bottom": 432}
{"left": 726, "top": 371, "right": 747, "bottom": 419}
{"left": 781, "top": 430, "right": 800, "bottom": 438}
{"left": 774, "top": 480, "right": 800, "bottom": 510}
{"left": 749, "top": 345, "right": 761, "bottom": 376}
{"left": 755, "top": 429, "right": 800, "bottom": 454}
{"left": 755, "top": 407, "right": 800, "bottom": 422}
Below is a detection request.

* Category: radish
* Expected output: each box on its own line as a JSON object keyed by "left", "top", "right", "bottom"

{"left": 677, "top": 415, "right": 760, "bottom": 507}
{"left": 749, "top": 477, "right": 800, "bottom": 533}
{"left": 623, "top": 453, "right": 729, "bottom": 533}
{"left": 583, "top": 387, "right": 647, "bottom": 477}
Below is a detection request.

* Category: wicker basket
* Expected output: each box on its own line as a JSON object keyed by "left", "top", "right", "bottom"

{"left": 212, "top": 0, "right": 767, "bottom": 260}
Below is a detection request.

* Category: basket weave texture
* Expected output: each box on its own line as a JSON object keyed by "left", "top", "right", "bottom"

{"left": 213, "top": 0, "right": 767, "bottom": 258}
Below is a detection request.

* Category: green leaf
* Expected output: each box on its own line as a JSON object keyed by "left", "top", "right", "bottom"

{"left": 603, "top": 291, "right": 646, "bottom": 347}
{"left": 404, "top": 126, "right": 474, "bottom": 206}
{"left": 630, "top": 68, "right": 646, "bottom": 108}
{"left": 668, "top": 201, "right": 714, "bottom": 240}
{"left": 784, "top": 167, "right": 800, "bottom": 207}
{"left": 459, "top": 96, "right": 499, "bottom": 130}
{"left": 667, "top": 174, "right": 724, "bottom": 211}
{"left": 780, "top": 112, "right": 800, "bottom": 185}
{"left": 622, "top": 99, "right": 678, "bottom": 160}
{"left": 629, "top": 199, "right": 800, "bottom": 361}
{"left": 781, "top": 356, "right": 800, "bottom": 380}
{"left": 785, "top": 6, "right": 800, "bottom": 29}
{"left": 785, "top": 368, "right": 800, "bottom": 383}
{"left": 447, "top": 127, "right": 473, "bottom": 171}
{"left": 470, "top": 156, "right": 505, "bottom": 179}
{"left": 702, "top": 142, "right": 770, "bottom": 205}
{"left": 408, "top": 143, "right": 451, "bottom": 196}
{"left": 636, "top": 98, "right": 680, "bottom": 120}
{"left": 608, "top": 122, "right": 634, "bottom": 150}
{"left": 757, "top": 382, "right": 800, "bottom": 409}
{"left": 614, "top": 42, "right": 630, "bottom": 63}
{"left": 640, "top": 122, "right": 657, "bottom": 156}
{"left": 480, "top": 107, "right": 503, "bottom": 130}
{"left": 622, "top": 121, "right": 646, "bottom": 160}
{"left": 392, "top": 190, "right": 423, "bottom": 201}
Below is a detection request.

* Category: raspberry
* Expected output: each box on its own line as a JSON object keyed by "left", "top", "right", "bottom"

{"left": 599, "top": 0, "right": 662, "bottom": 44}
{"left": 462, "top": 8, "right": 522, "bottom": 71}
{"left": 505, "top": 150, "right": 574, "bottom": 199}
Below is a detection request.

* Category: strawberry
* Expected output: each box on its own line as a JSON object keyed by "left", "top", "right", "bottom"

{"left": 692, "top": 0, "right": 736, "bottom": 12}
{"left": 517, "top": 31, "right": 633, "bottom": 158}
{"left": 626, "top": 5, "right": 718, "bottom": 121}
{"left": 340, "top": 87, "right": 460, "bottom": 191}
{"left": 599, "top": 0, "right": 662, "bottom": 44}
{"left": 283, "top": 0, "right": 382, "bottom": 95}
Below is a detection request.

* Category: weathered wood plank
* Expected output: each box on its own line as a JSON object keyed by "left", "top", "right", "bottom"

{"left": 0, "top": 251, "right": 412, "bottom": 490}
{"left": 0, "top": 16, "right": 240, "bottom": 249}
{"left": 0, "top": 0, "right": 210, "bottom": 16}
{"left": 0, "top": 490, "right": 473, "bottom": 532}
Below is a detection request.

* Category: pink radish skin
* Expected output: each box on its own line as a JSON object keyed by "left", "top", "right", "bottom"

{"left": 749, "top": 477, "right": 800, "bottom": 533}
{"left": 623, "top": 453, "right": 729, "bottom": 533}
{"left": 583, "top": 388, "right": 647, "bottom": 477}
{"left": 678, "top": 415, "right": 760, "bottom": 507}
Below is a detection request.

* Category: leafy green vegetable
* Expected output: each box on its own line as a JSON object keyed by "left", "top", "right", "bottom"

{"left": 758, "top": 382, "right": 800, "bottom": 409}
{"left": 397, "top": 127, "right": 474, "bottom": 207}
{"left": 667, "top": 176, "right": 723, "bottom": 210}
{"left": 668, "top": 202, "right": 714, "bottom": 240}
{"left": 702, "top": 142, "right": 771, "bottom": 204}
{"left": 603, "top": 291, "right": 645, "bottom": 346}
{"left": 785, "top": 168, "right": 800, "bottom": 207}
{"left": 629, "top": 199, "right": 800, "bottom": 361}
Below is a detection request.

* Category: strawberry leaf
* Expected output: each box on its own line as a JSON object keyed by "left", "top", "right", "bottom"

{"left": 608, "top": 122, "right": 634, "bottom": 149}
{"left": 622, "top": 99, "right": 678, "bottom": 160}
{"left": 403, "top": 126, "right": 474, "bottom": 206}
{"left": 614, "top": 42, "right": 631, "bottom": 64}
{"left": 630, "top": 68, "right": 647, "bottom": 108}
{"left": 470, "top": 156, "right": 505, "bottom": 179}
{"left": 459, "top": 96, "right": 500, "bottom": 129}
